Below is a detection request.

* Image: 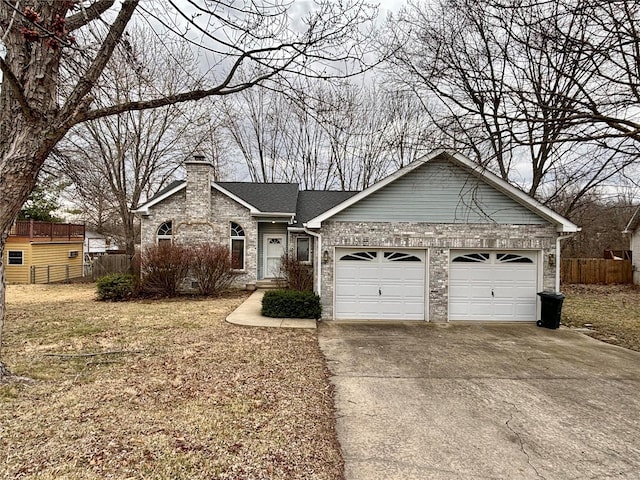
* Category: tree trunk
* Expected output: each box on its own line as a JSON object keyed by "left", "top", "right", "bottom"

{"left": 0, "top": 234, "right": 8, "bottom": 377}
{"left": 0, "top": 124, "right": 65, "bottom": 368}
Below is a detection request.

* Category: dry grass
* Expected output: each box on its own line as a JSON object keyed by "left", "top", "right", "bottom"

{"left": 562, "top": 284, "right": 640, "bottom": 352}
{"left": 0, "top": 284, "right": 343, "bottom": 480}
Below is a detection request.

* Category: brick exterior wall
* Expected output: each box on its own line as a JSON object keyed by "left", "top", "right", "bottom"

{"left": 139, "top": 184, "right": 258, "bottom": 288}
{"left": 319, "top": 221, "right": 558, "bottom": 321}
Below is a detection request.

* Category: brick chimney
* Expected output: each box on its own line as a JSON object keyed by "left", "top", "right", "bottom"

{"left": 185, "top": 153, "right": 214, "bottom": 221}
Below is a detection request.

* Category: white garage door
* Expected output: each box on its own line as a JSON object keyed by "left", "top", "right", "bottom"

{"left": 335, "top": 249, "right": 426, "bottom": 320}
{"left": 449, "top": 251, "right": 538, "bottom": 321}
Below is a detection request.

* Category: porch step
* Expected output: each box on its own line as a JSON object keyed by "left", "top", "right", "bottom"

{"left": 255, "top": 279, "right": 287, "bottom": 289}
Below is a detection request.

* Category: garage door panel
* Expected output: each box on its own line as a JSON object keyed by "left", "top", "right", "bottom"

{"left": 336, "top": 299, "right": 380, "bottom": 318}
{"left": 449, "top": 250, "right": 538, "bottom": 321}
{"left": 382, "top": 284, "right": 423, "bottom": 296}
{"left": 515, "top": 302, "right": 537, "bottom": 317}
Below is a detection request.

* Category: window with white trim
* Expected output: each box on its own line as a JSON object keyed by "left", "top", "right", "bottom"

{"left": 230, "top": 222, "right": 245, "bottom": 270}
{"left": 7, "top": 250, "right": 23, "bottom": 265}
{"left": 157, "top": 221, "right": 173, "bottom": 245}
{"left": 296, "top": 237, "right": 311, "bottom": 263}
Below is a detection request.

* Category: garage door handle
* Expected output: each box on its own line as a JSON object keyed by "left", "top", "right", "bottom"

{"left": 491, "top": 289, "right": 494, "bottom": 297}
{"left": 379, "top": 288, "right": 382, "bottom": 296}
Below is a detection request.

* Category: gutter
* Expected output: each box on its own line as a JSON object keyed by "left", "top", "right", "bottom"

{"left": 303, "top": 226, "right": 322, "bottom": 295}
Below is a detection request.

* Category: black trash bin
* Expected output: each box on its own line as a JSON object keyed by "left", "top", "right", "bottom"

{"left": 537, "top": 291, "right": 565, "bottom": 329}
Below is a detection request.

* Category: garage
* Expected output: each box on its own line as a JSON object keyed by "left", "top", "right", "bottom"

{"left": 335, "top": 248, "right": 426, "bottom": 320}
{"left": 449, "top": 250, "right": 538, "bottom": 321}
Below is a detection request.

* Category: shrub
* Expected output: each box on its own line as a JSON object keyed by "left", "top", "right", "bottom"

{"left": 96, "top": 273, "right": 135, "bottom": 301}
{"left": 262, "top": 289, "right": 321, "bottom": 319}
{"left": 278, "top": 254, "right": 313, "bottom": 291}
{"left": 140, "top": 243, "right": 191, "bottom": 296}
{"left": 190, "top": 243, "right": 236, "bottom": 295}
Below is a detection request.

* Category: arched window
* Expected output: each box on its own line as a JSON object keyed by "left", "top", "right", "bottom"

{"left": 230, "top": 222, "right": 245, "bottom": 270}
{"left": 157, "top": 221, "right": 173, "bottom": 245}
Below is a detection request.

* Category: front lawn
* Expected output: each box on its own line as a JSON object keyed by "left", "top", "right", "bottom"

{"left": 562, "top": 284, "right": 640, "bottom": 352}
{"left": 0, "top": 284, "right": 343, "bottom": 479}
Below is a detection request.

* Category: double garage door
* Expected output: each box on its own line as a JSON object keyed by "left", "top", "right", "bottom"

{"left": 335, "top": 248, "right": 538, "bottom": 321}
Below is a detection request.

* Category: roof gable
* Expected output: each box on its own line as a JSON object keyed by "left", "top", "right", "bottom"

{"left": 131, "top": 180, "right": 186, "bottom": 214}
{"left": 306, "top": 150, "right": 579, "bottom": 232}
{"left": 132, "top": 181, "right": 299, "bottom": 216}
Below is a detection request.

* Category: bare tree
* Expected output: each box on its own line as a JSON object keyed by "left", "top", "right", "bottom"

{"left": 54, "top": 26, "right": 208, "bottom": 254}
{"left": 219, "top": 83, "right": 283, "bottom": 182}
{"left": 382, "top": 0, "right": 639, "bottom": 213}
{"left": 0, "top": 0, "right": 376, "bottom": 375}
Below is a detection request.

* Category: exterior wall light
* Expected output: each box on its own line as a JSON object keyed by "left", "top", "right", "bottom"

{"left": 323, "top": 250, "right": 329, "bottom": 264}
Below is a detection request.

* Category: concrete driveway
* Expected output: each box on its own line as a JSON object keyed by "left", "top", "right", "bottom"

{"left": 319, "top": 323, "right": 640, "bottom": 479}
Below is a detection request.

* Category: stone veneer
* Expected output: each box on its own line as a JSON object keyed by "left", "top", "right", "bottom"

{"left": 139, "top": 187, "right": 258, "bottom": 287}
{"left": 319, "top": 221, "right": 559, "bottom": 321}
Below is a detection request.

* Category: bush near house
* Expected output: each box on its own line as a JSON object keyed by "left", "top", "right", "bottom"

{"left": 139, "top": 243, "right": 192, "bottom": 296}
{"left": 190, "top": 243, "right": 236, "bottom": 296}
{"left": 262, "top": 289, "right": 322, "bottom": 319}
{"left": 96, "top": 273, "right": 135, "bottom": 301}
{"left": 278, "top": 255, "right": 314, "bottom": 291}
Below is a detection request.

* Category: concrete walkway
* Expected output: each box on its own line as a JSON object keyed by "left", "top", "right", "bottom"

{"left": 226, "top": 290, "right": 316, "bottom": 329}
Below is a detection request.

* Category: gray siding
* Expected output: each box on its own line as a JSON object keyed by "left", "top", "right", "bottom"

{"left": 257, "top": 222, "right": 288, "bottom": 279}
{"left": 333, "top": 159, "right": 549, "bottom": 225}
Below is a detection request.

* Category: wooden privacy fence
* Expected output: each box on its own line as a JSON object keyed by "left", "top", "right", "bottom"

{"left": 90, "top": 254, "right": 132, "bottom": 280}
{"left": 561, "top": 258, "right": 633, "bottom": 285}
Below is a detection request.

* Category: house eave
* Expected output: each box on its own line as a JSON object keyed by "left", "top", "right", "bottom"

{"left": 252, "top": 212, "right": 296, "bottom": 218}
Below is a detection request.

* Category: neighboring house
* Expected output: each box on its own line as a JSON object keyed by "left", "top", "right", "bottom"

{"left": 5, "top": 220, "right": 85, "bottom": 284}
{"left": 84, "top": 230, "right": 107, "bottom": 257}
{"left": 133, "top": 150, "right": 579, "bottom": 322}
{"left": 623, "top": 206, "right": 640, "bottom": 285}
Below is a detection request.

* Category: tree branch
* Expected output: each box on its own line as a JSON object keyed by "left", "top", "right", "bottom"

{"left": 43, "top": 350, "right": 143, "bottom": 358}
{"left": 0, "top": 56, "right": 35, "bottom": 120}
{"left": 66, "top": 0, "right": 116, "bottom": 32}
{"left": 74, "top": 46, "right": 297, "bottom": 124}
{"left": 57, "top": 0, "right": 139, "bottom": 128}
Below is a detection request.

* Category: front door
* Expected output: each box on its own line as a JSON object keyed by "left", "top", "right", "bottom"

{"left": 264, "top": 235, "right": 286, "bottom": 278}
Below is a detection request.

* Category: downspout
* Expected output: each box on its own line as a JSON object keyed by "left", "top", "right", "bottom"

{"left": 556, "top": 232, "right": 578, "bottom": 292}
{"left": 303, "top": 227, "right": 322, "bottom": 294}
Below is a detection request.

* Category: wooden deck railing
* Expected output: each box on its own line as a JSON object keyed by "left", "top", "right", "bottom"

{"left": 9, "top": 220, "right": 85, "bottom": 241}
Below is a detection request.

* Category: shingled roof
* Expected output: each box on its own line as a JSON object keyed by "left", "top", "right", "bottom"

{"left": 293, "top": 190, "right": 359, "bottom": 226}
{"left": 217, "top": 182, "right": 299, "bottom": 214}
{"left": 134, "top": 179, "right": 358, "bottom": 224}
